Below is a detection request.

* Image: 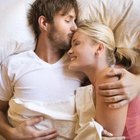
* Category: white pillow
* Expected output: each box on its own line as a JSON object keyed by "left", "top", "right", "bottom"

{"left": 77, "top": 0, "right": 140, "bottom": 66}
{"left": 0, "top": 0, "right": 35, "bottom": 63}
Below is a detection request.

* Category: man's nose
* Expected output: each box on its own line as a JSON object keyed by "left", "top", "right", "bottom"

{"left": 71, "top": 22, "right": 77, "bottom": 31}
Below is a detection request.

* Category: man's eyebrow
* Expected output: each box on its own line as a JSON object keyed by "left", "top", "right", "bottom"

{"left": 67, "top": 15, "right": 76, "bottom": 19}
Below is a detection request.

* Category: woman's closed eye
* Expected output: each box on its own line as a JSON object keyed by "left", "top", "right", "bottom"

{"left": 72, "top": 41, "right": 80, "bottom": 46}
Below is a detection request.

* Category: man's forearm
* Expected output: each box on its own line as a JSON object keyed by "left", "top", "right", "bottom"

{"left": 0, "top": 111, "right": 13, "bottom": 139}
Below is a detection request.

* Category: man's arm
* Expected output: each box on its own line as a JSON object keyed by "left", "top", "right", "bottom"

{"left": 0, "top": 100, "right": 12, "bottom": 138}
{"left": 0, "top": 100, "right": 58, "bottom": 140}
{"left": 98, "top": 68, "right": 140, "bottom": 108}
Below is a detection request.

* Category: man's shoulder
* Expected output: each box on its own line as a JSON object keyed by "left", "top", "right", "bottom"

{"left": 1, "top": 50, "right": 34, "bottom": 67}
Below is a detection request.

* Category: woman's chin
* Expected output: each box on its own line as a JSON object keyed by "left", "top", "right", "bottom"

{"left": 68, "top": 64, "right": 79, "bottom": 71}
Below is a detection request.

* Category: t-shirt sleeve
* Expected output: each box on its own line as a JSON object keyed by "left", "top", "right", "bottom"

{"left": 0, "top": 64, "right": 13, "bottom": 101}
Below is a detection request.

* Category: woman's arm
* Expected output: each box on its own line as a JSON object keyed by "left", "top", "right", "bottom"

{"left": 95, "top": 68, "right": 128, "bottom": 136}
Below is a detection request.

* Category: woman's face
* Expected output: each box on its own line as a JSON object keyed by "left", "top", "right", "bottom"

{"left": 68, "top": 31, "right": 98, "bottom": 72}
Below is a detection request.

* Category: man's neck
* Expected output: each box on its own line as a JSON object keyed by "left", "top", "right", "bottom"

{"left": 34, "top": 39, "right": 64, "bottom": 64}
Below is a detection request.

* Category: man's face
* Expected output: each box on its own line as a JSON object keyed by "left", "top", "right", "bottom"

{"left": 47, "top": 8, "right": 77, "bottom": 50}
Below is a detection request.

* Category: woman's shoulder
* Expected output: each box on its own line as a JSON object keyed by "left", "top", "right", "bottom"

{"left": 75, "top": 84, "right": 94, "bottom": 104}
{"left": 76, "top": 84, "right": 93, "bottom": 93}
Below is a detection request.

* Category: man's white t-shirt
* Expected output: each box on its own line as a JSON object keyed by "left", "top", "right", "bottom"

{"left": 0, "top": 50, "right": 84, "bottom": 139}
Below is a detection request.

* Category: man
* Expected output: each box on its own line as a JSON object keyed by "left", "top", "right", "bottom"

{"left": 0, "top": 0, "right": 81, "bottom": 139}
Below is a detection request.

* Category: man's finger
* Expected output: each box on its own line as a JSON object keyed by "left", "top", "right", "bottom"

{"left": 42, "top": 129, "right": 57, "bottom": 135}
{"left": 43, "top": 131, "right": 58, "bottom": 140}
{"left": 34, "top": 130, "right": 58, "bottom": 140}
{"left": 32, "top": 128, "right": 58, "bottom": 138}
{"left": 108, "top": 100, "right": 128, "bottom": 109}
{"left": 99, "top": 89, "right": 123, "bottom": 97}
{"left": 24, "top": 116, "right": 44, "bottom": 126}
{"left": 107, "top": 68, "right": 124, "bottom": 77}
{"left": 104, "top": 95, "right": 126, "bottom": 103}
{"left": 99, "top": 81, "right": 123, "bottom": 90}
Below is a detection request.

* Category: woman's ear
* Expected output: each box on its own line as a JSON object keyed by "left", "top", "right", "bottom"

{"left": 95, "top": 43, "right": 105, "bottom": 56}
{"left": 38, "top": 16, "right": 48, "bottom": 31}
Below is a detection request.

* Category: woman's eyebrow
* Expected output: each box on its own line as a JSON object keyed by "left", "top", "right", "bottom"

{"left": 72, "top": 39, "right": 77, "bottom": 43}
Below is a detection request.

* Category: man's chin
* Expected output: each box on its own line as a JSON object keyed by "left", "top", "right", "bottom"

{"left": 61, "top": 44, "right": 71, "bottom": 50}
{"left": 57, "top": 40, "right": 71, "bottom": 50}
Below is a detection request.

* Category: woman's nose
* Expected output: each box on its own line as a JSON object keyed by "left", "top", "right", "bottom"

{"left": 67, "top": 49, "right": 73, "bottom": 56}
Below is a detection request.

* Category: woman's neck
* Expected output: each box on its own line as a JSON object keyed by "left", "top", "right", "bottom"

{"left": 85, "top": 64, "right": 108, "bottom": 86}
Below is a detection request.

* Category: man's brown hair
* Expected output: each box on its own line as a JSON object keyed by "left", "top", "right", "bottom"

{"left": 28, "top": 0, "right": 78, "bottom": 40}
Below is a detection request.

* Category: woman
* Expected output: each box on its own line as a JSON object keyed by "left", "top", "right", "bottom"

{"left": 68, "top": 20, "right": 140, "bottom": 139}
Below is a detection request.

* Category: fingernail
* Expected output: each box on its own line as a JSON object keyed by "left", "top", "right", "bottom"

{"left": 108, "top": 104, "right": 117, "bottom": 109}
{"left": 108, "top": 104, "right": 113, "bottom": 108}
{"left": 109, "top": 133, "right": 113, "bottom": 136}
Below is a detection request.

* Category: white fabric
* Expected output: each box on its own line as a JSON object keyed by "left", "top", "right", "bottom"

{"left": 5, "top": 85, "right": 102, "bottom": 140}
{"left": 0, "top": 0, "right": 35, "bottom": 63}
{"left": 0, "top": 50, "right": 83, "bottom": 101}
{"left": 9, "top": 97, "right": 77, "bottom": 140}
{"left": 0, "top": 50, "right": 84, "bottom": 139}
{"left": 74, "top": 85, "right": 103, "bottom": 140}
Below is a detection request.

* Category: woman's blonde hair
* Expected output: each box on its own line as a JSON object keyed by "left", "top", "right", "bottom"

{"left": 77, "top": 20, "right": 139, "bottom": 69}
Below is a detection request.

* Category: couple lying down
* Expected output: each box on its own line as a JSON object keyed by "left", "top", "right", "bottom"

{"left": 1, "top": 20, "right": 140, "bottom": 140}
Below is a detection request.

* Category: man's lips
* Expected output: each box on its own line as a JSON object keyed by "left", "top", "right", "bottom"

{"left": 68, "top": 33, "right": 74, "bottom": 39}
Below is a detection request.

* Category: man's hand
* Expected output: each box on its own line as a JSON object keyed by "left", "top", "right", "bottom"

{"left": 98, "top": 68, "right": 140, "bottom": 108}
{"left": 7, "top": 117, "right": 58, "bottom": 140}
